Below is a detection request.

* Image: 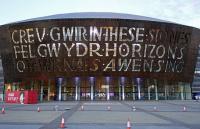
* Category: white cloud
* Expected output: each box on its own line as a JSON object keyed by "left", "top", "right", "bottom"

{"left": 142, "top": 0, "right": 200, "bottom": 28}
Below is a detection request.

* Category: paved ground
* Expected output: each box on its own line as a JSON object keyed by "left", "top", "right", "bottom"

{"left": 0, "top": 100, "right": 200, "bottom": 129}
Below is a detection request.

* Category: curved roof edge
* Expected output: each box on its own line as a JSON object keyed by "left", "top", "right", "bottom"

{"left": 13, "top": 12, "right": 173, "bottom": 24}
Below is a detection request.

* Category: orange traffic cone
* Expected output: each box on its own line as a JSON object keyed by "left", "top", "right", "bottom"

{"left": 60, "top": 116, "right": 65, "bottom": 128}
{"left": 1, "top": 107, "right": 5, "bottom": 114}
{"left": 183, "top": 106, "right": 186, "bottom": 112}
{"left": 107, "top": 106, "right": 111, "bottom": 111}
{"left": 127, "top": 118, "right": 131, "bottom": 129}
{"left": 81, "top": 105, "right": 84, "bottom": 111}
{"left": 153, "top": 106, "right": 157, "bottom": 111}
{"left": 37, "top": 107, "right": 41, "bottom": 112}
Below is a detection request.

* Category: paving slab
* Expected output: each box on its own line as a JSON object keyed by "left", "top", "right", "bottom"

{"left": 68, "top": 111, "right": 170, "bottom": 124}
{"left": 0, "top": 101, "right": 200, "bottom": 129}
{"left": 156, "top": 112, "right": 200, "bottom": 124}
{"left": 60, "top": 124, "right": 190, "bottom": 129}
{"left": 0, "top": 125, "right": 42, "bottom": 129}
{"left": 0, "top": 111, "right": 63, "bottom": 123}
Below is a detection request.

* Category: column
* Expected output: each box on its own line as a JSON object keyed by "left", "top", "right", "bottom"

{"left": 40, "top": 80, "right": 44, "bottom": 102}
{"left": 138, "top": 85, "right": 141, "bottom": 100}
{"left": 132, "top": 85, "right": 135, "bottom": 100}
{"left": 12, "top": 83, "right": 16, "bottom": 91}
{"left": 118, "top": 79, "right": 121, "bottom": 100}
{"left": 78, "top": 85, "right": 80, "bottom": 100}
{"left": 184, "top": 83, "right": 192, "bottom": 100}
{"left": 47, "top": 80, "right": 51, "bottom": 101}
{"left": 120, "top": 77, "right": 125, "bottom": 101}
{"left": 164, "top": 84, "right": 167, "bottom": 100}
{"left": 75, "top": 85, "right": 78, "bottom": 101}
{"left": 122, "top": 85, "right": 125, "bottom": 100}
{"left": 31, "top": 80, "right": 34, "bottom": 90}
{"left": 154, "top": 79, "right": 158, "bottom": 101}
{"left": 148, "top": 86, "right": 151, "bottom": 100}
{"left": 181, "top": 85, "right": 184, "bottom": 100}
{"left": 91, "top": 85, "right": 94, "bottom": 100}
{"left": 105, "top": 77, "right": 110, "bottom": 101}
{"left": 107, "top": 86, "right": 110, "bottom": 100}
{"left": 90, "top": 77, "right": 95, "bottom": 101}
{"left": 164, "top": 80, "right": 169, "bottom": 100}
{"left": 132, "top": 78, "right": 135, "bottom": 100}
{"left": 178, "top": 82, "right": 185, "bottom": 100}
{"left": 155, "top": 85, "right": 158, "bottom": 100}
{"left": 136, "top": 78, "right": 141, "bottom": 100}
{"left": 63, "top": 86, "right": 67, "bottom": 101}
{"left": 59, "top": 81, "right": 62, "bottom": 101}
{"left": 3, "top": 84, "right": 5, "bottom": 101}
{"left": 75, "top": 77, "right": 80, "bottom": 101}
{"left": 56, "top": 78, "right": 63, "bottom": 101}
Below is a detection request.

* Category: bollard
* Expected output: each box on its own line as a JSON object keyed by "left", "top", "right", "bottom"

{"left": 81, "top": 105, "right": 84, "bottom": 111}
{"left": 37, "top": 107, "right": 41, "bottom": 112}
{"left": 107, "top": 106, "right": 111, "bottom": 111}
{"left": 183, "top": 106, "right": 186, "bottom": 112}
{"left": 55, "top": 105, "right": 58, "bottom": 111}
{"left": 1, "top": 107, "right": 5, "bottom": 114}
{"left": 153, "top": 106, "right": 158, "bottom": 111}
{"left": 132, "top": 106, "right": 136, "bottom": 111}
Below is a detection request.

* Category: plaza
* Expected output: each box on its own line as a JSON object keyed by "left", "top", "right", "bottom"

{"left": 0, "top": 100, "right": 200, "bottom": 129}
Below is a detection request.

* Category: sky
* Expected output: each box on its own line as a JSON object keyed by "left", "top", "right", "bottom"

{"left": 0, "top": 0, "right": 200, "bottom": 28}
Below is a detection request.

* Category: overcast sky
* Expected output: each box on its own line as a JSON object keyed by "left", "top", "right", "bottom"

{"left": 0, "top": 0, "right": 199, "bottom": 28}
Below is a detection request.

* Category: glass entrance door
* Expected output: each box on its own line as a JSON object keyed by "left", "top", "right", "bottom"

{"left": 94, "top": 76, "right": 113, "bottom": 101}
{"left": 80, "top": 77, "right": 91, "bottom": 101}
{"left": 61, "top": 78, "right": 75, "bottom": 101}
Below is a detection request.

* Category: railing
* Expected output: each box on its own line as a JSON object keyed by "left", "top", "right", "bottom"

{"left": 60, "top": 91, "right": 191, "bottom": 100}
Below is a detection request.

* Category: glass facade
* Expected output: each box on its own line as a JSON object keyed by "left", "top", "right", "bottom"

{"left": 4, "top": 77, "right": 191, "bottom": 101}
{"left": 192, "top": 46, "right": 200, "bottom": 99}
{"left": 0, "top": 57, "right": 4, "bottom": 101}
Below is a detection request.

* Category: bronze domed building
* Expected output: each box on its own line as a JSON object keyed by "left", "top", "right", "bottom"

{"left": 0, "top": 12, "right": 200, "bottom": 101}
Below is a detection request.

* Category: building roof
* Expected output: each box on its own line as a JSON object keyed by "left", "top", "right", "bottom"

{"left": 18, "top": 12, "right": 172, "bottom": 23}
